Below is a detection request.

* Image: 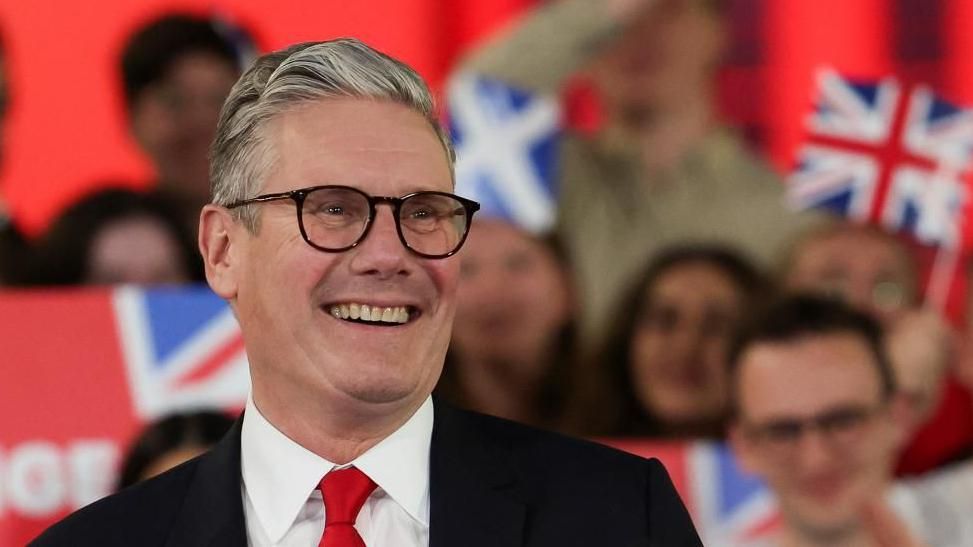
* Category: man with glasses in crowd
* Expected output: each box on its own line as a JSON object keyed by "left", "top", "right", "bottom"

{"left": 727, "top": 295, "right": 919, "bottom": 546}
{"left": 32, "top": 39, "right": 701, "bottom": 546}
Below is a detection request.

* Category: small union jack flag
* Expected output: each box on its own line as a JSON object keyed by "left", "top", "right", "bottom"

{"left": 788, "top": 68, "right": 973, "bottom": 249}
{"left": 605, "top": 440, "right": 779, "bottom": 546}
{"left": 448, "top": 72, "right": 561, "bottom": 233}
{"left": 685, "top": 444, "right": 779, "bottom": 547}
{"left": 113, "top": 286, "right": 250, "bottom": 420}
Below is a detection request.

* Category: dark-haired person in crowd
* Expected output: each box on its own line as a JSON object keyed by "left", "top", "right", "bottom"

{"left": 728, "top": 295, "right": 918, "bottom": 547}
{"left": 457, "top": 0, "right": 817, "bottom": 352}
{"left": 120, "top": 13, "right": 252, "bottom": 233}
{"left": 783, "top": 220, "right": 971, "bottom": 477}
{"left": 117, "top": 410, "right": 235, "bottom": 491}
{"left": 568, "top": 244, "right": 769, "bottom": 439}
{"left": 31, "top": 187, "right": 203, "bottom": 285}
{"left": 32, "top": 38, "right": 700, "bottom": 546}
{"left": 436, "top": 217, "right": 576, "bottom": 429}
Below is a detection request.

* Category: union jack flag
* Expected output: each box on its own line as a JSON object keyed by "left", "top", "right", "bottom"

{"left": 113, "top": 286, "right": 250, "bottom": 420}
{"left": 606, "top": 441, "right": 779, "bottom": 546}
{"left": 685, "top": 443, "right": 779, "bottom": 546}
{"left": 788, "top": 68, "right": 973, "bottom": 249}
{"left": 447, "top": 72, "right": 561, "bottom": 233}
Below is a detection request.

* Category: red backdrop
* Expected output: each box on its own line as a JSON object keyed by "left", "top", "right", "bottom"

{"left": 0, "top": 0, "right": 531, "bottom": 235}
{"left": 2, "top": 0, "right": 973, "bottom": 235}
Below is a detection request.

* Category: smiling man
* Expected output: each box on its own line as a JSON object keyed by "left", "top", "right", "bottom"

{"left": 728, "top": 295, "right": 913, "bottom": 547}
{"left": 31, "top": 39, "right": 700, "bottom": 546}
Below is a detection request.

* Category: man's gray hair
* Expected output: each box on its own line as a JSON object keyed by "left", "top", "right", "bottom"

{"left": 210, "top": 38, "right": 455, "bottom": 229}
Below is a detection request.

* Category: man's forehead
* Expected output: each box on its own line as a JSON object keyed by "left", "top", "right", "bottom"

{"left": 797, "top": 228, "right": 908, "bottom": 267}
{"left": 260, "top": 98, "right": 452, "bottom": 192}
{"left": 268, "top": 97, "right": 431, "bottom": 139}
{"left": 737, "top": 334, "right": 884, "bottom": 418}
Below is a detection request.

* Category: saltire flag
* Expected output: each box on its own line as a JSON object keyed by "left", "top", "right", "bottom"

{"left": 787, "top": 68, "right": 973, "bottom": 309}
{"left": 0, "top": 286, "right": 249, "bottom": 545}
{"left": 447, "top": 72, "right": 561, "bottom": 233}
{"left": 604, "top": 440, "right": 779, "bottom": 546}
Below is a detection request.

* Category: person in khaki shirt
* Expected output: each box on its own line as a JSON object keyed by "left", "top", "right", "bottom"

{"left": 457, "top": 0, "right": 817, "bottom": 349}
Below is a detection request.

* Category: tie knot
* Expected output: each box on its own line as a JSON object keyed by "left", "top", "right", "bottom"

{"left": 320, "top": 467, "right": 377, "bottom": 527}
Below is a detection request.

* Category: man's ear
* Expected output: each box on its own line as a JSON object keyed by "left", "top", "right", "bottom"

{"left": 199, "top": 204, "right": 242, "bottom": 300}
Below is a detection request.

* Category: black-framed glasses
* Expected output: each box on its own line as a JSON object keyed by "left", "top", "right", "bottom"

{"left": 226, "top": 185, "right": 481, "bottom": 259}
{"left": 742, "top": 403, "right": 885, "bottom": 456}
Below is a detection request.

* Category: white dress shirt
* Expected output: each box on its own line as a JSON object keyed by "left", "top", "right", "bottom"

{"left": 240, "top": 394, "right": 432, "bottom": 546}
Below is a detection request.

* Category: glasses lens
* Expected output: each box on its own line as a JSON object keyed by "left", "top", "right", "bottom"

{"left": 816, "top": 406, "right": 873, "bottom": 444}
{"left": 399, "top": 193, "right": 469, "bottom": 256}
{"left": 301, "top": 187, "right": 370, "bottom": 250}
{"left": 748, "top": 404, "right": 877, "bottom": 458}
{"left": 753, "top": 420, "right": 804, "bottom": 448}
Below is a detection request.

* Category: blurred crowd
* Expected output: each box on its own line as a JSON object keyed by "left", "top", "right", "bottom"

{"left": 2, "top": 0, "right": 973, "bottom": 545}
{"left": 0, "top": 13, "right": 241, "bottom": 287}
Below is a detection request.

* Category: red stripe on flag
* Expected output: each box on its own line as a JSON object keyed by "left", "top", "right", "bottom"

{"left": 172, "top": 334, "right": 246, "bottom": 389}
{"left": 743, "top": 512, "right": 783, "bottom": 541}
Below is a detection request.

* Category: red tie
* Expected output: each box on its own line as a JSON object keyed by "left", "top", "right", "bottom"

{"left": 318, "top": 467, "right": 377, "bottom": 547}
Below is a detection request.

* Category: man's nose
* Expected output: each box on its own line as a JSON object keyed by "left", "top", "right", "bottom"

{"left": 794, "top": 426, "right": 837, "bottom": 471}
{"left": 348, "top": 206, "right": 410, "bottom": 278}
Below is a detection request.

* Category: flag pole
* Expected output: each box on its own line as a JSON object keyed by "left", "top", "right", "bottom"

{"left": 927, "top": 240, "right": 958, "bottom": 313}
{"left": 925, "top": 166, "right": 964, "bottom": 313}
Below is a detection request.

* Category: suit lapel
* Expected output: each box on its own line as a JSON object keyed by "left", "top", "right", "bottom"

{"left": 164, "top": 419, "right": 248, "bottom": 547}
{"left": 429, "top": 402, "right": 525, "bottom": 547}
{"left": 155, "top": 404, "right": 527, "bottom": 546}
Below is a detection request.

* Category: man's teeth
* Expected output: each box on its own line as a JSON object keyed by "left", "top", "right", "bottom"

{"left": 330, "top": 304, "right": 410, "bottom": 324}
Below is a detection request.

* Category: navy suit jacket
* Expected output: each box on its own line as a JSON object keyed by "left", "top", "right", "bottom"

{"left": 31, "top": 402, "right": 702, "bottom": 546}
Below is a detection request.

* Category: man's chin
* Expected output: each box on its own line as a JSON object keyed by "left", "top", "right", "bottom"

{"left": 346, "top": 387, "right": 416, "bottom": 406}
{"left": 337, "top": 377, "right": 429, "bottom": 408}
{"left": 788, "top": 505, "right": 861, "bottom": 542}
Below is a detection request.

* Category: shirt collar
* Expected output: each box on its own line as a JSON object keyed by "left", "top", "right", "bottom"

{"left": 354, "top": 397, "right": 432, "bottom": 526}
{"left": 240, "top": 394, "right": 433, "bottom": 543}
